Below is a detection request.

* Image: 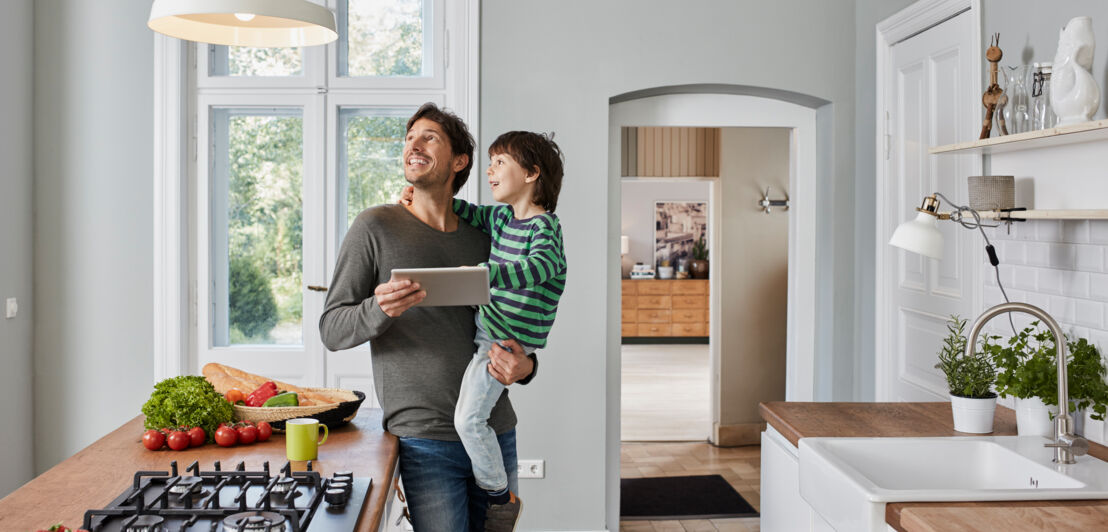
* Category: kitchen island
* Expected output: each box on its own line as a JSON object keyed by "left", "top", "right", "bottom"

{"left": 760, "top": 402, "right": 1108, "bottom": 532}
{"left": 0, "top": 409, "right": 398, "bottom": 531}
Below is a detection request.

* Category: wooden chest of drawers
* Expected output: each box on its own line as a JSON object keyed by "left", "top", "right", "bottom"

{"left": 621, "top": 279, "right": 709, "bottom": 337}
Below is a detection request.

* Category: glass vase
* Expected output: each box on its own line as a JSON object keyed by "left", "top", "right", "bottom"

{"left": 1001, "top": 65, "right": 1032, "bottom": 134}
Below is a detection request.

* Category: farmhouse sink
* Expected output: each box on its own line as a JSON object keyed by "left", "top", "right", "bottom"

{"left": 798, "top": 436, "right": 1108, "bottom": 531}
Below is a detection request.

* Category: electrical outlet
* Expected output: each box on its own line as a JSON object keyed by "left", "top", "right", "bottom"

{"left": 517, "top": 459, "right": 545, "bottom": 479}
{"left": 5, "top": 297, "right": 16, "bottom": 319}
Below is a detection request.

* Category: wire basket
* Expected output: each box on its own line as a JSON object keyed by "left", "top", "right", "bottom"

{"left": 233, "top": 389, "right": 366, "bottom": 432}
{"left": 968, "top": 175, "right": 1015, "bottom": 211}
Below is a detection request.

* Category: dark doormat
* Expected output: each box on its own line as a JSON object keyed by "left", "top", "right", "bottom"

{"left": 620, "top": 474, "right": 759, "bottom": 520}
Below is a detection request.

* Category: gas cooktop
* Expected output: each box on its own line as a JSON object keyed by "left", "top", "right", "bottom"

{"left": 81, "top": 460, "right": 371, "bottom": 531}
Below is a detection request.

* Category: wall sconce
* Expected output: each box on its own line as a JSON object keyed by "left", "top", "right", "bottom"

{"left": 621, "top": 235, "right": 630, "bottom": 256}
{"left": 148, "top": 0, "right": 338, "bottom": 47}
{"left": 889, "top": 192, "right": 1017, "bottom": 331}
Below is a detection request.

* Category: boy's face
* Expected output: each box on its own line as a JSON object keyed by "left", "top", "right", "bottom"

{"left": 487, "top": 151, "right": 538, "bottom": 206}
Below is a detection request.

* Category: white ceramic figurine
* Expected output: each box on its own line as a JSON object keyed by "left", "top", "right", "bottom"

{"left": 1050, "top": 16, "right": 1099, "bottom": 126}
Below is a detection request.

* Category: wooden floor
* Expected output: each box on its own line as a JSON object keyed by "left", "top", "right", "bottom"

{"left": 621, "top": 344, "right": 710, "bottom": 441}
{"left": 620, "top": 442, "right": 761, "bottom": 531}
{"left": 620, "top": 344, "right": 760, "bottom": 531}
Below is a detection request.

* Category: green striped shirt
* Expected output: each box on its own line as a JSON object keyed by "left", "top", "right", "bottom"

{"left": 454, "top": 199, "right": 567, "bottom": 350}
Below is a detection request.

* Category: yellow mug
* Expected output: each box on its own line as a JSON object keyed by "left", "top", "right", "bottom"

{"left": 286, "top": 418, "right": 328, "bottom": 461}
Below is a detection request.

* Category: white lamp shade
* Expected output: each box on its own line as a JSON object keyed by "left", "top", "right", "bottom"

{"left": 149, "top": 0, "right": 338, "bottom": 47}
{"left": 889, "top": 211, "right": 944, "bottom": 260}
{"left": 620, "top": 235, "right": 630, "bottom": 255}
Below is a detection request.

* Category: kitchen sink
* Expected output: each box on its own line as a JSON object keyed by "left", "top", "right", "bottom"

{"left": 798, "top": 436, "right": 1108, "bottom": 531}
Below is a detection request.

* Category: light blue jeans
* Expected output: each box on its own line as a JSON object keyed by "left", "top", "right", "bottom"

{"left": 398, "top": 430, "right": 518, "bottom": 531}
{"left": 454, "top": 317, "right": 529, "bottom": 492}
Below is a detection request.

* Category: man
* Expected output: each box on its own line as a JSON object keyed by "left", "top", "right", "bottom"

{"left": 319, "top": 103, "right": 536, "bottom": 531}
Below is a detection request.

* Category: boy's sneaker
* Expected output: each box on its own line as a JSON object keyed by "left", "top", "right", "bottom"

{"left": 485, "top": 492, "right": 522, "bottom": 532}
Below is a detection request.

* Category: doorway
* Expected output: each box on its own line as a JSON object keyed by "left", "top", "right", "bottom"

{"left": 606, "top": 88, "right": 826, "bottom": 528}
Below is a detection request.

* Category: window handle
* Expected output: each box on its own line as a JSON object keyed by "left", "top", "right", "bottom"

{"left": 307, "top": 285, "right": 328, "bottom": 292}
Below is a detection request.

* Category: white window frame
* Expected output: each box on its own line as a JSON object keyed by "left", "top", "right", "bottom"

{"left": 196, "top": 44, "right": 327, "bottom": 89}
{"left": 329, "top": 0, "right": 446, "bottom": 90}
{"left": 152, "top": 0, "right": 480, "bottom": 381}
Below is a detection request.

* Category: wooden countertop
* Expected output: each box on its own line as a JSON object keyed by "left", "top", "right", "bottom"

{"left": 759, "top": 402, "right": 1108, "bottom": 532}
{"left": 0, "top": 410, "right": 398, "bottom": 532}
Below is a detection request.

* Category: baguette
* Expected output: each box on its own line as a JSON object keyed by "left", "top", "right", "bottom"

{"left": 202, "top": 363, "right": 356, "bottom": 407}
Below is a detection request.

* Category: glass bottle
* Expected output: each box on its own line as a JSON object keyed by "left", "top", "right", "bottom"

{"left": 1002, "top": 65, "right": 1031, "bottom": 134}
{"left": 1031, "top": 63, "right": 1057, "bottom": 130}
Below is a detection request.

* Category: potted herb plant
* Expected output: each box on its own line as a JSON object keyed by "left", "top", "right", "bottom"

{"left": 689, "top": 236, "right": 709, "bottom": 279}
{"left": 935, "top": 315, "right": 998, "bottom": 433}
{"left": 989, "top": 322, "right": 1108, "bottom": 436}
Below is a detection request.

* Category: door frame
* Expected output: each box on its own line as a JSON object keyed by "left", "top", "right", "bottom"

{"left": 607, "top": 88, "right": 824, "bottom": 529}
{"left": 874, "top": 0, "right": 982, "bottom": 400}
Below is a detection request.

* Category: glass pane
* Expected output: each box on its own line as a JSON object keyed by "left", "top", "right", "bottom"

{"left": 339, "top": 0, "right": 430, "bottom": 78}
{"left": 209, "top": 45, "right": 303, "bottom": 77}
{"left": 212, "top": 109, "right": 304, "bottom": 346}
{"left": 340, "top": 107, "right": 413, "bottom": 232}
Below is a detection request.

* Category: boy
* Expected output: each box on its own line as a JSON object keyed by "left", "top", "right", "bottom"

{"left": 402, "top": 131, "right": 566, "bottom": 531}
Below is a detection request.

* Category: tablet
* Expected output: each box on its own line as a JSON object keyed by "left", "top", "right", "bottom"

{"left": 390, "top": 266, "right": 491, "bottom": 307}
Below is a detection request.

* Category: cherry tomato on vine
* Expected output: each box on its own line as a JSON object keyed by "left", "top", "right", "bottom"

{"left": 142, "top": 429, "right": 166, "bottom": 451}
{"left": 215, "top": 425, "right": 238, "bottom": 447}
{"left": 167, "top": 430, "right": 190, "bottom": 451}
{"left": 256, "top": 421, "right": 272, "bottom": 442}
{"left": 237, "top": 424, "right": 259, "bottom": 445}
{"left": 187, "top": 426, "right": 206, "bottom": 447}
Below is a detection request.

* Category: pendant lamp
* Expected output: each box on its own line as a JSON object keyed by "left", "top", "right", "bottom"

{"left": 149, "top": 0, "right": 338, "bottom": 47}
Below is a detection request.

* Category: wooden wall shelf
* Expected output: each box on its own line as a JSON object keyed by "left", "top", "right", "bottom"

{"left": 929, "top": 119, "right": 1108, "bottom": 155}
{"left": 949, "top": 209, "right": 1108, "bottom": 221}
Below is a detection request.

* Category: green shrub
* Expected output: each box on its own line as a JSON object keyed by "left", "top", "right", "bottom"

{"left": 230, "top": 257, "right": 277, "bottom": 339}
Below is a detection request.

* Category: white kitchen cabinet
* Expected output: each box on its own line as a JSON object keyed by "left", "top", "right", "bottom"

{"left": 761, "top": 426, "right": 816, "bottom": 532}
{"left": 381, "top": 468, "right": 414, "bottom": 532}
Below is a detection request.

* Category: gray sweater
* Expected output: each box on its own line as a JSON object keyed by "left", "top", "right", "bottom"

{"left": 319, "top": 204, "right": 517, "bottom": 440}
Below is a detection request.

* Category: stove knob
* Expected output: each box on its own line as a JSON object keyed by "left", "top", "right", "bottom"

{"left": 325, "top": 487, "right": 349, "bottom": 507}
{"left": 329, "top": 480, "right": 351, "bottom": 495}
{"left": 333, "top": 470, "right": 353, "bottom": 479}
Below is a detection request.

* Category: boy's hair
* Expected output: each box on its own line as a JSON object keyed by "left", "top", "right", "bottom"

{"left": 489, "top": 131, "right": 564, "bottom": 212}
{"left": 406, "top": 103, "right": 476, "bottom": 194}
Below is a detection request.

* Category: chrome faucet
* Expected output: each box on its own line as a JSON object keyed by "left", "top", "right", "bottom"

{"left": 965, "top": 302, "right": 1090, "bottom": 464}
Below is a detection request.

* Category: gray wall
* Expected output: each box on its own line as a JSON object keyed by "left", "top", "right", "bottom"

{"left": 853, "top": 0, "right": 917, "bottom": 402}
{"left": 981, "top": 0, "right": 1108, "bottom": 122}
{"left": 32, "top": 0, "right": 155, "bottom": 473}
{"left": 620, "top": 180, "right": 711, "bottom": 269}
{"left": 0, "top": 0, "right": 35, "bottom": 499}
{"left": 718, "top": 128, "right": 790, "bottom": 427}
{"left": 482, "top": 1, "right": 858, "bottom": 528}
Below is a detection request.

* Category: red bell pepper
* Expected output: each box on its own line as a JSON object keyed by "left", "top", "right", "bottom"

{"left": 245, "top": 381, "right": 278, "bottom": 407}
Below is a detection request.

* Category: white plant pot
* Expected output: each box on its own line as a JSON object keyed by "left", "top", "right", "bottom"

{"left": 950, "top": 394, "right": 997, "bottom": 434}
{"left": 1015, "top": 396, "right": 1059, "bottom": 437}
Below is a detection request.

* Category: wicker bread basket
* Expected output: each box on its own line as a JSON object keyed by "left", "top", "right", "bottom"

{"left": 233, "top": 389, "right": 366, "bottom": 432}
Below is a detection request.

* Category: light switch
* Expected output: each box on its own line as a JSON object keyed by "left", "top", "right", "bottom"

{"left": 5, "top": 297, "right": 17, "bottom": 319}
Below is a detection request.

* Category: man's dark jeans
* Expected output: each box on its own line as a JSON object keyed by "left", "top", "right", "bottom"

{"left": 398, "top": 429, "right": 519, "bottom": 531}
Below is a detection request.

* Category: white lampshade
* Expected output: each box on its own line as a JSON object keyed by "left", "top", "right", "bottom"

{"left": 149, "top": 0, "right": 338, "bottom": 47}
{"left": 620, "top": 235, "right": 630, "bottom": 255}
{"left": 889, "top": 211, "right": 944, "bottom": 260}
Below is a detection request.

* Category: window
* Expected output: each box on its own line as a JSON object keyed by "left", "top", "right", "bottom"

{"left": 175, "top": 0, "right": 478, "bottom": 387}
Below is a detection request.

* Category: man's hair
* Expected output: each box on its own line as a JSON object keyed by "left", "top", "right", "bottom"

{"left": 406, "top": 103, "right": 476, "bottom": 194}
{"left": 488, "top": 131, "right": 565, "bottom": 212}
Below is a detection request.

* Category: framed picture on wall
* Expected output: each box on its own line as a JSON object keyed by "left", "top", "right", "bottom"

{"left": 654, "top": 201, "right": 707, "bottom": 269}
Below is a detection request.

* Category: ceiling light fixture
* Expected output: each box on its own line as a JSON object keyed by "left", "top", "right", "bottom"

{"left": 148, "top": 0, "right": 338, "bottom": 48}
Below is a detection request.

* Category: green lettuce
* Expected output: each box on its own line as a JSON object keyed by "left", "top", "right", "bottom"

{"left": 141, "top": 376, "right": 234, "bottom": 441}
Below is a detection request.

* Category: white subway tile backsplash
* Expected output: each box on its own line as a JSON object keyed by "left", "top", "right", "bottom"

{"left": 1063, "top": 220, "right": 1090, "bottom": 244}
{"left": 1075, "top": 245, "right": 1105, "bottom": 273}
{"left": 1025, "top": 242, "right": 1050, "bottom": 267}
{"left": 1091, "top": 273, "right": 1108, "bottom": 301}
{"left": 1064, "top": 271, "right": 1091, "bottom": 299}
{"left": 1075, "top": 300, "right": 1105, "bottom": 329}
{"left": 980, "top": 220, "right": 1108, "bottom": 351}
{"left": 1037, "top": 220, "right": 1063, "bottom": 242}
{"left": 1049, "top": 243, "right": 1077, "bottom": 270}
{"left": 1012, "top": 266, "right": 1038, "bottom": 290}
{"left": 1050, "top": 296, "right": 1076, "bottom": 323}
{"left": 1091, "top": 220, "right": 1108, "bottom": 244}
{"left": 1038, "top": 269, "right": 1064, "bottom": 295}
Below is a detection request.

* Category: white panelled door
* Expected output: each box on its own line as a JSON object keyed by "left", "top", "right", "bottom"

{"left": 879, "top": 10, "right": 982, "bottom": 401}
